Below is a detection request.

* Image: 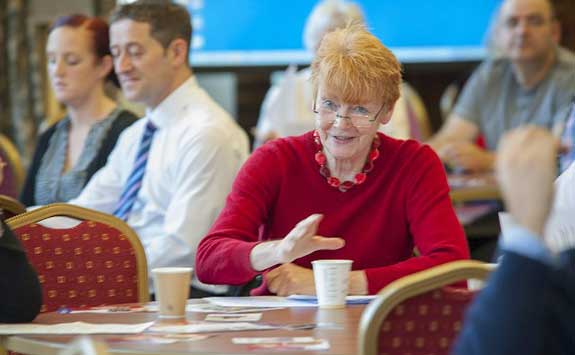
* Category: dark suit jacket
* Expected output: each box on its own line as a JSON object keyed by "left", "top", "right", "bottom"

{"left": 0, "top": 214, "right": 42, "bottom": 322}
{"left": 452, "top": 249, "right": 575, "bottom": 355}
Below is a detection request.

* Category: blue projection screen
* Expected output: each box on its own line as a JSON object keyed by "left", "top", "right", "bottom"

{"left": 189, "top": 0, "right": 502, "bottom": 66}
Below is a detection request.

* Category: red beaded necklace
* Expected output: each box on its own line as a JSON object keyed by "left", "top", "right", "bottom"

{"left": 313, "top": 130, "right": 380, "bottom": 192}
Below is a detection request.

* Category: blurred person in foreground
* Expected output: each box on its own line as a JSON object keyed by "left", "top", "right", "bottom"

{"left": 70, "top": 1, "right": 249, "bottom": 297}
{"left": 253, "top": 0, "right": 429, "bottom": 148}
{"left": 558, "top": 100, "right": 575, "bottom": 172}
{"left": 21, "top": 14, "right": 137, "bottom": 206}
{"left": 0, "top": 213, "right": 42, "bottom": 323}
{"left": 196, "top": 25, "right": 469, "bottom": 296}
{"left": 453, "top": 126, "right": 574, "bottom": 355}
{"left": 428, "top": 0, "right": 575, "bottom": 173}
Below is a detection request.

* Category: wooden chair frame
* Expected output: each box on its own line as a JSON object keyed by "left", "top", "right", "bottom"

{"left": 6, "top": 203, "right": 149, "bottom": 303}
{"left": 0, "top": 194, "right": 26, "bottom": 217}
{"left": 0, "top": 134, "right": 25, "bottom": 193}
{"left": 358, "top": 260, "right": 495, "bottom": 355}
{"left": 402, "top": 82, "right": 432, "bottom": 140}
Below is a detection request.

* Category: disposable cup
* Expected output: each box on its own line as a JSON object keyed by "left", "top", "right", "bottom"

{"left": 311, "top": 259, "right": 352, "bottom": 309}
{"left": 152, "top": 267, "right": 192, "bottom": 319}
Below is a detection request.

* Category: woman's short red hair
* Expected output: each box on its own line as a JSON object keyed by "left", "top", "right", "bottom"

{"left": 311, "top": 24, "right": 401, "bottom": 110}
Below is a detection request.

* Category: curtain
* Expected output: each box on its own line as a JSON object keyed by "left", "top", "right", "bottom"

{"left": 93, "top": 0, "right": 116, "bottom": 18}
{"left": 0, "top": 0, "right": 12, "bottom": 138}
{"left": 0, "top": 0, "right": 42, "bottom": 165}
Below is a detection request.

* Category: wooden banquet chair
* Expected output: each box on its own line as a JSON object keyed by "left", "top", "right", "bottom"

{"left": 6, "top": 203, "right": 149, "bottom": 313}
{"left": 0, "top": 194, "right": 26, "bottom": 219}
{"left": 402, "top": 83, "right": 432, "bottom": 141}
{"left": 358, "top": 260, "right": 495, "bottom": 355}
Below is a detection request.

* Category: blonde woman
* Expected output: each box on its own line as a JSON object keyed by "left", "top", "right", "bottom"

{"left": 197, "top": 25, "right": 469, "bottom": 296}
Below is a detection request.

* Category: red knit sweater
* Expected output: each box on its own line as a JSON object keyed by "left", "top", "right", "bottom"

{"left": 196, "top": 132, "right": 469, "bottom": 295}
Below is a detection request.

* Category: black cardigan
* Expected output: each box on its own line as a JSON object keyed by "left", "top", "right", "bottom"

{"left": 20, "top": 110, "right": 138, "bottom": 206}
{"left": 0, "top": 216, "right": 42, "bottom": 322}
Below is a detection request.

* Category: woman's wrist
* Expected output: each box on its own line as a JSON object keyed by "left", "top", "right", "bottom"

{"left": 250, "top": 240, "right": 284, "bottom": 271}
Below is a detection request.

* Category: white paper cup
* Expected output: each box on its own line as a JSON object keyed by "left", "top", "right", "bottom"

{"left": 312, "top": 259, "right": 353, "bottom": 309}
{"left": 152, "top": 267, "right": 192, "bottom": 319}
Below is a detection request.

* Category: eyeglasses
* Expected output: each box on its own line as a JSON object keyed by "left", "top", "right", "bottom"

{"left": 313, "top": 97, "right": 385, "bottom": 128}
{"left": 503, "top": 14, "right": 551, "bottom": 30}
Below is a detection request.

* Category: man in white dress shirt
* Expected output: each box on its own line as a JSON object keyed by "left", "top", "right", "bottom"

{"left": 71, "top": 1, "right": 249, "bottom": 297}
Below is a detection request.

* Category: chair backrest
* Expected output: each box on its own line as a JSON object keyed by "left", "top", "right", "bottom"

{"left": 402, "top": 83, "right": 432, "bottom": 141}
{"left": 6, "top": 203, "right": 149, "bottom": 313}
{"left": 358, "top": 260, "right": 495, "bottom": 355}
{"left": 439, "top": 82, "right": 461, "bottom": 123}
{"left": 0, "top": 194, "right": 26, "bottom": 219}
{"left": 0, "top": 134, "right": 25, "bottom": 198}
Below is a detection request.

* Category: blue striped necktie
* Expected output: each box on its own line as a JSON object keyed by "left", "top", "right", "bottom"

{"left": 114, "top": 120, "right": 157, "bottom": 220}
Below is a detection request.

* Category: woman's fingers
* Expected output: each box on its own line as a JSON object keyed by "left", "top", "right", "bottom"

{"left": 311, "top": 236, "right": 345, "bottom": 251}
{"left": 264, "top": 264, "right": 316, "bottom": 296}
{"left": 279, "top": 214, "right": 345, "bottom": 264}
{"left": 265, "top": 271, "right": 280, "bottom": 294}
{"left": 292, "top": 214, "right": 323, "bottom": 238}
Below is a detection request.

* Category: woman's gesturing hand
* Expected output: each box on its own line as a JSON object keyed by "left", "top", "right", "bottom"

{"left": 250, "top": 214, "right": 345, "bottom": 272}
{"left": 274, "top": 214, "right": 345, "bottom": 264}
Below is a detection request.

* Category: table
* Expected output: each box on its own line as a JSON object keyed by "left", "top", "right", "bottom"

{"left": 454, "top": 201, "right": 500, "bottom": 227}
{"left": 448, "top": 173, "right": 502, "bottom": 261}
{"left": 448, "top": 173, "right": 500, "bottom": 204}
{"left": 1, "top": 302, "right": 365, "bottom": 355}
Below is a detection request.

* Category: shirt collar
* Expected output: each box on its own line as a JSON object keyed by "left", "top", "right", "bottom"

{"left": 146, "top": 76, "right": 199, "bottom": 128}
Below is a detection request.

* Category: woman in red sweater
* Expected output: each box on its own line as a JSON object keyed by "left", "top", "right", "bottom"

{"left": 196, "top": 25, "right": 469, "bottom": 296}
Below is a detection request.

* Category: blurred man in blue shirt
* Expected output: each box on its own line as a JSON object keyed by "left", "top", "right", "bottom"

{"left": 452, "top": 126, "right": 574, "bottom": 355}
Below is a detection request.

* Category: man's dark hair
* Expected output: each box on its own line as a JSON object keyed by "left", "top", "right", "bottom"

{"left": 110, "top": 0, "right": 192, "bottom": 57}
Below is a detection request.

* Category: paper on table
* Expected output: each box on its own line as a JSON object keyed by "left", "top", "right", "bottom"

{"left": 205, "top": 295, "right": 377, "bottom": 308}
{"left": 69, "top": 302, "right": 285, "bottom": 314}
{"left": 248, "top": 339, "right": 330, "bottom": 351}
{"left": 68, "top": 305, "right": 150, "bottom": 314}
{"left": 205, "top": 313, "right": 262, "bottom": 322}
{"left": 0, "top": 321, "right": 154, "bottom": 335}
{"left": 149, "top": 321, "right": 277, "bottom": 334}
{"left": 232, "top": 336, "right": 319, "bottom": 344}
{"left": 205, "top": 296, "right": 318, "bottom": 308}
{"left": 287, "top": 294, "right": 377, "bottom": 305}
{"left": 233, "top": 337, "right": 330, "bottom": 351}
{"left": 107, "top": 333, "right": 212, "bottom": 344}
{"left": 184, "top": 303, "right": 284, "bottom": 313}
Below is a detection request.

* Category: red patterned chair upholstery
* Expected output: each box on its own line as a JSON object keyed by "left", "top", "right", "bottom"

{"left": 358, "top": 260, "right": 495, "bottom": 355}
{"left": 0, "top": 134, "right": 25, "bottom": 198}
{"left": 6, "top": 203, "right": 149, "bottom": 313}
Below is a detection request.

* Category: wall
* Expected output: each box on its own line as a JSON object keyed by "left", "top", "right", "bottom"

{"left": 30, "top": 0, "right": 92, "bottom": 24}
{"left": 27, "top": 0, "right": 575, "bottom": 147}
{"left": 196, "top": 61, "right": 480, "bottom": 147}
{"left": 553, "top": 0, "right": 575, "bottom": 52}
